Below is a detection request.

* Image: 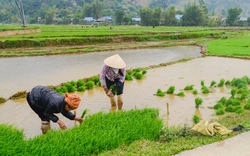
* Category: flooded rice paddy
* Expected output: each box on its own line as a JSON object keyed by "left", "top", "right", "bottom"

{"left": 1, "top": 46, "right": 250, "bottom": 138}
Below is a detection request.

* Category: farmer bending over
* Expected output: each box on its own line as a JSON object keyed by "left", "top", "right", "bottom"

{"left": 26, "top": 86, "right": 83, "bottom": 134}
{"left": 100, "top": 54, "right": 126, "bottom": 111}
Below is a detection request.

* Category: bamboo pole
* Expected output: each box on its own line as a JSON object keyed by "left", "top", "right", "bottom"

{"left": 166, "top": 102, "right": 170, "bottom": 114}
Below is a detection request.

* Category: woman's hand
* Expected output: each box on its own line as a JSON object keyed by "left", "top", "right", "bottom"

{"left": 57, "top": 119, "right": 67, "bottom": 130}
{"left": 74, "top": 117, "right": 84, "bottom": 124}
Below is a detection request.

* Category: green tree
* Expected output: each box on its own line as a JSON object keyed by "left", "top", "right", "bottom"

{"left": 123, "top": 16, "right": 132, "bottom": 25}
{"left": 227, "top": 7, "right": 242, "bottom": 26}
{"left": 83, "top": 3, "right": 93, "bottom": 17}
{"left": 115, "top": 9, "right": 125, "bottom": 25}
{"left": 140, "top": 6, "right": 153, "bottom": 26}
{"left": 182, "top": 2, "right": 206, "bottom": 26}
{"left": 163, "top": 6, "right": 176, "bottom": 26}
{"left": 152, "top": 7, "right": 162, "bottom": 26}
{"left": 45, "top": 6, "right": 57, "bottom": 24}
{"left": 92, "top": 0, "right": 104, "bottom": 20}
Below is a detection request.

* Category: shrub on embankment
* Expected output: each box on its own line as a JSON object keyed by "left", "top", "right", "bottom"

{"left": 0, "top": 108, "right": 163, "bottom": 156}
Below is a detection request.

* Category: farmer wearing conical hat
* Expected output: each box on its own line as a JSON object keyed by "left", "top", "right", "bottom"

{"left": 100, "top": 54, "right": 126, "bottom": 111}
{"left": 26, "top": 86, "right": 83, "bottom": 134}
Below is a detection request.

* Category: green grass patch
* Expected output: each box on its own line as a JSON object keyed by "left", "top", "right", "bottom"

{"left": 207, "top": 33, "right": 250, "bottom": 56}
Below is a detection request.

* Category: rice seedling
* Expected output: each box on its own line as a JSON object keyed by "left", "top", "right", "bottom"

{"left": 200, "top": 80, "right": 205, "bottom": 86}
{"left": 177, "top": 91, "right": 185, "bottom": 97}
{"left": 184, "top": 84, "right": 194, "bottom": 90}
{"left": 192, "top": 115, "right": 200, "bottom": 124}
{"left": 85, "top": 81, "right": 94, "bottom": 89}
{"left": 195, "top": 97, "right": 203, "bottom": 108}
{"left": 213, "top": 102, "right": 223, "bottom": 109}
{"left": 125, "top": 73, "right": 133, "bottom": 80}
{"left": 216, "top": 108, "right": 225, "bottom": 115}
{"left": 217, "top": 78, "right": 225, "bottom": 87}
{"left": 166, "top": 86, "right": 175, "bottom": 94}
{"left": 201, "top": 85, "right": 209, "bottom": 94}
{"left": 230, "top": 88, "right": 237, "bottom": 98}
{"left": 156, "top": 89, "right": 165, "bottom": 97}
{"left": 81, "top": 109, "right": 88, "bottom": 118}
{"left": 210, "top": 80, "right": 216, "bottom": 87}
{"left": 192, "top": 89, "right": 198, "bottom": 94}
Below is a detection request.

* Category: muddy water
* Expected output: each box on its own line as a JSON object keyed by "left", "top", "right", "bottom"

{"left": 1, "top": 46, "right": 250, "bottom": 139}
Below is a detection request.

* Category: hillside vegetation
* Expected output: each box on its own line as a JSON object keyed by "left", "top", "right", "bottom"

{"left": 0, "top": 0, "right": 249, "bottom": 25}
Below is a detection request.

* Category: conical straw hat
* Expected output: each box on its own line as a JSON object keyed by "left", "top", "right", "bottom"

{"left": 104, "top": 54, "right": 126, "bottom": 69}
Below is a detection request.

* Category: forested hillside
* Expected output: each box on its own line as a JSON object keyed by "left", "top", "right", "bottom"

{"left": 0, "top": 0, "right": 249, "bottom": 24}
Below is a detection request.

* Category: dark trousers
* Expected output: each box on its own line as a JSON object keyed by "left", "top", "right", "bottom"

{"left": 105, "top": 77, "right": 124, "bottom": 95}
{"left": 26, "top": 92, "right": 49, "bottom": 121}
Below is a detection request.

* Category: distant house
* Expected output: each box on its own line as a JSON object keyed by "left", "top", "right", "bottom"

{"left": 103, "top": 16, "right": 113, "bottom": 21}
{"left": 132, "top": 18, "right": 141, "bottom": 22}
{"left": 238, "top": 17, "right": 248, "bottom": 22}
{"left": 96, "top": 16, "right": 113, "bottom": 22}
{"left": 237, "top": 17, "right": 248, "bottom": 26}
{"left": 83, "top": 17, "right": 96, "bottom": 22}
{"left": 175, "top": 14, "right": 183, "bottom": 20}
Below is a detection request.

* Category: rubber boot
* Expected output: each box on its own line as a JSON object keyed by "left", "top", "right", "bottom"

{"left": 109, "top": 96, "right": 117, "bottom": 111}
{"left": 117, "top": 95, "right": 123, "bottom": 110}
{"left": 41, "top": 121, "right": 51, "bottom": 134}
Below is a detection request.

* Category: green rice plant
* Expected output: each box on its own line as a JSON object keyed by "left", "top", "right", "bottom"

{"left": 225, "top": 105, "right": 235, "bottom": 112}
{"left": 135, "top": 68, "right": 141, "bottom": 72}
{"left": 201, "top": 86, "right": 209, "bottom": 94}
{"left": 77, "top": 86, "right": 85, "bottom": 92}
{"left": 127, "top": 70, "right": 133, "bottom": 75}
{"left": 216, "top": 108, "right": 225, "bottom": 115}
{"left": 235, "top": 108, "right": 244, "bottom": 114}
{"left": 70, "top": 80, "right": 76, "bottom": 86}
{"left": 156, "top": 89, "right": 165, "bottom": 97}
{"left": 142, "top": 70, "right": 147, "bottom": 75}
{"left": 85, "top": 81, "right": 94, "bottom": 89}
{"left": 210, "top": 80, "right": 216, "bottom": 87}
{"left": 55, "top": 86, "right": 68, "bottom": 94}
{"left": 0, "top": 124, "right": 25, "bottom": 155}
{"left": 192, "top": 115, "right": 200, "bottom": 124}
{"left": 195, "top": 97, "right": 203, "bottom": 108}
{"left": 237, "top": 87, "right": 248, "bottom": 94}
{"left": 192, "top": 89, "right": 198, "bottom": 94}
{"left": 91, "top": 76, "right": 100, "bottom": 85}
{"left": 234, "top": 106, "right": 242, "bottom": 112}
{"left": 218, "top": 96, "right": 227, "bottom": 105}
{"left": 24, "top": 108, "right": 163, "bottom": 156}
{"left": 76, "top": 79, "right": 85, "bottom": 87}
{"left": 81, "top": 109, "right": 88, "bottom": 118}
{"left": 166, "top": 86, "right": 175, "bottom": 94}
{"left": 244, "top": 102, "right": 250, "bottom": 110}
{"left": 134, "top": 72, "right": 143, "bottom": 79}
{"left": 200, "top": 80, "right": 204, "bottom": 86}
{"left": 225, "top": 80, "right": 231, "bottom": 85}
{"left": 240, "top": 92, "right": 248, "bottom": 100}
{"left": 213, "top": 102, "right": 223, "bottom": 109}
{"left": 177, "top": 91, "right": 185, "bottom": 97}
{"left": 184, "top": 85, "right": 194, "bottom": 90}
{"left": 125, "top": 73, "right": 133, "bottom": 80}
{"left": 217, "top": 78, "right": 225, "bottom": 87}
{"left": 230, "top": 88, "right": 237, "bottom": 98}
{"left": 65, "top": 83, "right": 76, "bottom": 92}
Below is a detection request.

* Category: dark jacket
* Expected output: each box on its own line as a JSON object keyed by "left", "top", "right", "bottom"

{"left": 29, "top": 86, "right": 75, "bottom": 122}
